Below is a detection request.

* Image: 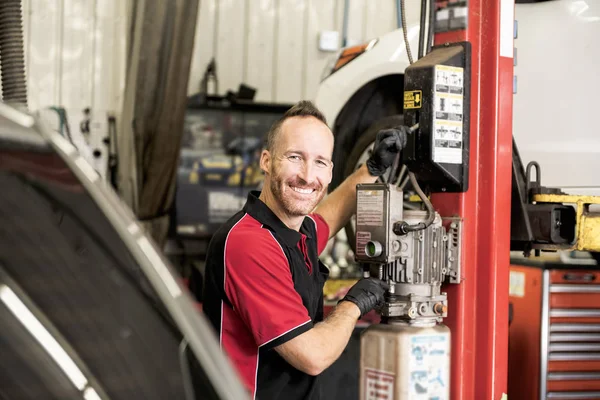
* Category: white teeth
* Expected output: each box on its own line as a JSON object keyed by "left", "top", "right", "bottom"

{"left": 292, "top": 186, "right": 314, "bottom": 194}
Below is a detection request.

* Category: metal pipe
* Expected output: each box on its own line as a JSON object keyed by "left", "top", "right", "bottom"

{"left": 418, "top": 0, "right": 427, "bottom": 59}
{"left": 396, "top": 0, "right": 402, "bottom": 29}
{"left": 342, "top": 0, "right": 350, "bottom": 47}
{"left": 427, "top": 0, "right": 435, "bottom": 54}
{"left": 0, "top": 0, "right": 28, "bottom": 107}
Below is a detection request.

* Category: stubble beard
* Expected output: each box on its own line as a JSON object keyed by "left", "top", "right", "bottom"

{"left": 270, "top": 172, "right": 326, "bottom": 217}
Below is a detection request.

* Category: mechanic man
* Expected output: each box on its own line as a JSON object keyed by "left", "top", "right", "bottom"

{"left": 194, "top": 101, "right": 408, "bottom": 399}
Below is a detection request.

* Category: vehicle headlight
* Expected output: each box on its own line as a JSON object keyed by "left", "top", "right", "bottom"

{"left": 320, "top": 39, "right": 378, "bottom": 81}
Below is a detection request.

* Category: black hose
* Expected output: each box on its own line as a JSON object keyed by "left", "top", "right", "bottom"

{"left": 418, "top": 0, "right": 427, "bottom": 59}
{"left": 427, "top": 0, "right": 435, "bottom": 54}
{"left": 400, "top": 0, "right": 414, "bottom": 64}
{"left": 0, "top": 0, "right": 28, "bottom": 107}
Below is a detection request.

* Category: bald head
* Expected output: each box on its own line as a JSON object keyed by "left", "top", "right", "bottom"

{"left": 266, "top": 100, "right": 329, "bottom": 154}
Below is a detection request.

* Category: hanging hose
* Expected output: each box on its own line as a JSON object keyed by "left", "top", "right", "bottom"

{"left": 400, "top": 0, "right": 414, "bottom": 64}
{"left": 0, "top": 0, "right": 28, "bottom": 108}
{"left": 393, "top": 172, "right": 436, "bottom": 234}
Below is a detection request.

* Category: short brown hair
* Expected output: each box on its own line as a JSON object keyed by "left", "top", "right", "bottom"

{"left": 265, "top": 100, "right": 328, "bottom": 152}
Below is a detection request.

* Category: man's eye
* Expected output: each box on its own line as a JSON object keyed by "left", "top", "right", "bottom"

{"left": 288, "top": 155, "right": 301, "bottom": 162}
{"left": 316, "top": 160, "right": 329, "bottom": 167}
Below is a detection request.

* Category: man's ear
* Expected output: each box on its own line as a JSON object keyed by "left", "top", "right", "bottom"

{"left": 259, "top": 149, "right": 271, "bottom": 175}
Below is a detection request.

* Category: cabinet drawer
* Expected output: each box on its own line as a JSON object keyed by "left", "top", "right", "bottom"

{"left": 551, "top": 294, "right": 600, "bottom": 309}
{"left": 551, "top": 271, "right": 600, "bottom": 284}
{"left": 547, "top": 374, "right": 600, "bottom": 392}
{"left": 549, "top": 360, "right": 600, "bottom": 372}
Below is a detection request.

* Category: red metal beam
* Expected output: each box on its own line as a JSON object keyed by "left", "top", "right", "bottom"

{"left": 432, "top": 1, "right": 514, "bottom": 398}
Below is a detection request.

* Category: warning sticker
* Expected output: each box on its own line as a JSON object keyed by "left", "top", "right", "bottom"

{"left": 357, "top": 190, "right": 384, "bottom": 227}
{"left": 510, "top": 270, "right": 526, "bottom": 297}
{"left": 433, "top": 120, "right": 462, "bottom": 164}
{"left": 409, "top": 335, "right": 450, "bottom": 399}
{"left": 404, "top": 90, "right": 423, "bottom": 109}
{"left": 434, "top": 65, "right": 464, "bottom": 164}
{"left": 435, "top": 93, "right": 463, "bottom": 122}
{"left": 365, "top": 368, "right": 394, "bottom": 400}
{"left": 435, "top": 65, "right": 464, "bottom": 94}
{"left": 356, "top": 231, "right": 372, "bottom": 257}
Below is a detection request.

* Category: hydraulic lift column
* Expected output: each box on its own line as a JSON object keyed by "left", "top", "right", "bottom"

{"left": 433, "top": 1, "right": 514, "bottom": 399}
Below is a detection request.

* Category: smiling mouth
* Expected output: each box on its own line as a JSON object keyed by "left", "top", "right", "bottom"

{"left": 291, "top": 186, "right": 315, "bottom": 195}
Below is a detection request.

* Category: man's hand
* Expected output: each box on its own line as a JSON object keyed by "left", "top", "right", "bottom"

{"left": 340, "top": 278, "right": 389, "bottom": 318}
{"left": 365, "top": 127, "right": 410, "bottom": 177}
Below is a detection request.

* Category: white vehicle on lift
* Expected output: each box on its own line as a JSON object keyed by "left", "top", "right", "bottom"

{"left": 315, "top": 0, "right": 600, "bottom": 198}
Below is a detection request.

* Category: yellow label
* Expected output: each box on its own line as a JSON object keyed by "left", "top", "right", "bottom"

{"left": 404, "top": 90, "right": 423, "bottom": 109}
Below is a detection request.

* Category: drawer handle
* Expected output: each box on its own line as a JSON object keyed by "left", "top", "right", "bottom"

{"left": 550, "top": 309, "right": 600, "bottom": 318}
{"left": 562, "top": 273, "right": 597, "bottom": 283}
{"left": 551, "top": 324, "right": 600, "bottom": 332}
{"left": 548, "top": 372, "right": 600, "bottom": 380}
{"left": 550, "top": 333, "right": 600, "bottom": 342}
{"left": 548, "top": 392, "right": 600, "bottom": 399}
{"left": 551, "top": 284, "right": 600, "bottom": 293}
{"left": 549, "top": 353, "right": 600, "bottom": 361}
{"left": 550, "top": 343, "right": 600, "bottom": 352}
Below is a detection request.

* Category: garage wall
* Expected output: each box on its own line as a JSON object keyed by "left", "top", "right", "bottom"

{"left": 21, "top": 0, "right": 127, "bottom": 113}
{"left": 19, "top": 0, "right": 399, "bottom": 112}
{"left": 187, "top": 0, "right": 399, "bottom": 103}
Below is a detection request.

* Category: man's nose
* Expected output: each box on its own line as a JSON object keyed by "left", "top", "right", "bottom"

{"left": 298, "top": 160, "right": 317, "bottom": 184}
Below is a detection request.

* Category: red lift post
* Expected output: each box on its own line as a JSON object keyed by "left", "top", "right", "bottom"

{"left": 433, "top": 1, "right": 514, "bottom": 398}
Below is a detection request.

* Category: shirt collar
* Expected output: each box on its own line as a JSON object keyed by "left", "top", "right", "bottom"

{"left": 243, "top": 190, "right": 313, "bottom": 247}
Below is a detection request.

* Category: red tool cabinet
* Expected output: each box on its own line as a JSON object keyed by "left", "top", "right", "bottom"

{"left": 509, "top": 261, "right": 600, "bottom": 400}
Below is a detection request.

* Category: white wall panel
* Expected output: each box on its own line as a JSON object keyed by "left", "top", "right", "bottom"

{"left": 187, "top": 0, "right": 217, "bottom": 94}
{"left": 22, "top": 0, "right": 401, "bottom": 111}
{"left": 61, "top": 0, "right": 94, "bottom": 110}
{"left": 344, "top": 0, "right": 366, "bottom": 46}
{"left": 215, "top": 0, "right": 248, "bottom": 98}
{"left": 187, "top": 0, "right": 401, "bottom": 103}
{"left": 22, "top": 0, "right": 126, "bottom": 114}
{"left": 364, "top": 0, "right": 397, "bottom": 41}
{"left": 274, "top": 0, "right": 307, "bottom": 103}
{"left": 303, "top": 0, "right": 336, "bottom": 100}
{"left": 92, "top": 0, "right": 127, "bottom": 113}
{"left": 245, "top": 0, "right": 276, "bottom": 101}
{"left": 27, "top": 0, "right": 61, "bottom": 110}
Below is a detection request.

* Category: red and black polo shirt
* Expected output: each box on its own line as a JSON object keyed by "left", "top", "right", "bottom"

{"left": 200, "top": 191, "right": 330, "bottom": 399}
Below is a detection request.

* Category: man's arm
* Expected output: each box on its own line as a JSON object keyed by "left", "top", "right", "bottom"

{"left": 275, "top": 301, "right": 359, "bottom": 376}
{"left": 314, "top": 164, "right": 376, "bottom": 239}
{"left": 274, "top": 278, "right": 388, "bottom": 376}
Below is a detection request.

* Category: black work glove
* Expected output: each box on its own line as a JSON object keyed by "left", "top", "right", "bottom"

{"left": 340, "top": 278, "right": 389, "bottom": 318}
{"left": 365, "top": 127, "right": 410, "bottom": 177}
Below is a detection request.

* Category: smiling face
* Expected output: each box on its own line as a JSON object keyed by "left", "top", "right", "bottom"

{"left": 260, "top": 116, "right": 334, "bottom": 222}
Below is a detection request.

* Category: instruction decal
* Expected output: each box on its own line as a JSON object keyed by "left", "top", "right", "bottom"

{"left": 404, "top": 90, "right": 423, "bottom": 109}
{"left": 409, "top": 334, "right": 450, "bottom": 399}
{"left": 356, "top": 231, "right": 372, "bottom": 257}
{"left": 364, "top": 368, "right": 394, "bottom": 400}
{"left": 357, "top": 190, "right": 384, "bottom": 227}
{"left": 433, "top": 65, "right": 464, "bottom": 164}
